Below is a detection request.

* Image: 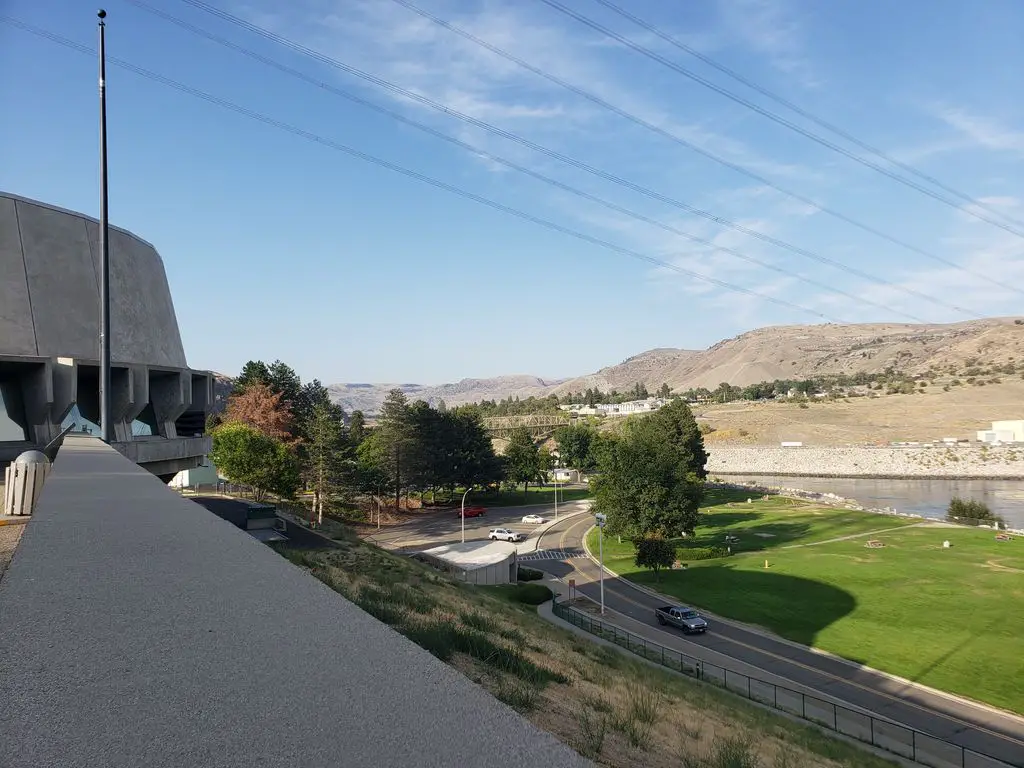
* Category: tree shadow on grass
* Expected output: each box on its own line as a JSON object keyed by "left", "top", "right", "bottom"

{"left": 703, "top": 488, "right": 758, "bottom": 507}
{"left": 698, "top": 511, "right": 763, "bottom": 529}
{"left": 631, "top": 563, "right": 857, "bottom": 647}
{"left": 675, "top": 522, "right": 813, "bottom": 554}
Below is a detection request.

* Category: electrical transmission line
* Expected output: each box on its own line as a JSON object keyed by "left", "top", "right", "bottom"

{"left": 588, "top": 0, "right": 1024, "bottom": 233}
{"left": 124, "top": 0, "right": 975, "bottom": 322}
{"left": 380, "top": 0, "right": 1024, "bottom": 297}
{"left": 136, "top": 0, "right": 988, "bottom": 314}
{"left": 0, "top": 14, "right": 848, "bottom": 325}
{"left": 545, "top": 0, "right": 1024, "bottom": 236}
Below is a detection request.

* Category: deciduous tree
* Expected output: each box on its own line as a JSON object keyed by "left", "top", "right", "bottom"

{"left": 222, "top": 382, "right": 294, "bottom": 441}
{"left": 210, "top": 422, "right": 299, "bottom": 502}
{"left": 553, "top": 424, "right": 599, "bottom": 470}
{"left": 504, "top": 426, "right": 542, "bottom": 497}
{"left": 592, "top": 416, "right": 704, "bottom": 539}
{"left": 634, "top": 535, "right": 676, "bottom": 582}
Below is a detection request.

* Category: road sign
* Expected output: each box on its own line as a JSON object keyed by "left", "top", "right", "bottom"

{"left": 594, "top": 512, "right": 607, "bottom": 527}
{"left": 568, "top": 579, "right": 575, "bottom": 588}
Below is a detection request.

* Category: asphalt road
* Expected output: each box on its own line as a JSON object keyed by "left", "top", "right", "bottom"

{"left": 534, "top": 514, "right": 1024, "bottom": 767}
{"left": 361, "top": 499, "right": 593, "bottom": 554}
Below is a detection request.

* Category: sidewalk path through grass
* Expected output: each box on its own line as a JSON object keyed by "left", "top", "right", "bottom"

{"left": 780, "top": 521, "right": 928, "bottom": 549}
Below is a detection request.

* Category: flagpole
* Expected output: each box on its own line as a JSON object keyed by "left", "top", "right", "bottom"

{"left": 98, "top": 9, "right": 112, "bottom": 444}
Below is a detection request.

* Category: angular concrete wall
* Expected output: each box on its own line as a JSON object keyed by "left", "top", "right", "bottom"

{"left": 0, "top": 196, "right": 38, "bottom": 356}
{"left": 1, "top": 192, "right": 188, "bottom": 368}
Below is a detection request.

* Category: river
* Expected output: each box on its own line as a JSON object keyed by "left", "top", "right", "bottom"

{"left": 719, "top": 474, "right": 1024, "bottom": 529}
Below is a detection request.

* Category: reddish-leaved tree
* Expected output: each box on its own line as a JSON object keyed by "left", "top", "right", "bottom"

{"left": 222, "top": 382, "right": 296, "bottom": 442}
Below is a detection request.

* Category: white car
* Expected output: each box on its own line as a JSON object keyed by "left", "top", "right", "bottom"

{"left": 521, "top": 514, "right": 546, "bottom": 525}
{"left": 489, "top": 528, "right": 525, "bottom": 542}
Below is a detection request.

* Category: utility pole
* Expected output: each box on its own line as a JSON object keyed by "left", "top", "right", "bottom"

{"left": 97, "top": 9, "right": 112, "bottom": 444}
{"left": 595, "top": 512, "right": 607, "bottom": 615}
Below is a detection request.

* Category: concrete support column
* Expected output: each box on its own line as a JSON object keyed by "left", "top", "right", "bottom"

{"left": 111, "top": 366, "right": 148, "bottom": 442}
{"left": 18, "top": 360, "right": 54, "bottom": 446}
{"left": 149, "top": 369, "right": 191, "bottom": 439}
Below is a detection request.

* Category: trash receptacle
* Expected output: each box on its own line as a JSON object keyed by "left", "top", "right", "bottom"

{"left": 3, "top": 450, "right": 52, "bottom": 516}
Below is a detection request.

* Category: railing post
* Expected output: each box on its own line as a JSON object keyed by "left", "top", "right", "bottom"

{"left": 773, "top": 685, "right": 777, "bottom": 709}
{"left": 747, "top": 677, "right": 751, "bottom": 699}
{"left": 912, "top": 729, "right": 916, "bottom": 762}
{"left": 870, "top": 717, "right": 875, "bottom": 746}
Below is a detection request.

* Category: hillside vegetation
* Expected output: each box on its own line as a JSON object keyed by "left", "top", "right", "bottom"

{"left": 555, "top": 317, "right": 1024, "bottom": 395}
{"left": 275, "top": 532, "right": 895, "bottom": 767}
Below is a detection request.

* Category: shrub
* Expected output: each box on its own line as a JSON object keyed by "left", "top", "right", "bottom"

{"left": 677, "top": 546, "right": 730, "bottom": 562}
{"left": 505, "top": 583, "right": 553, "bottom": 605}
{"left": 517, "top": 566, "right": 545, "bottom": 582}
{"left": 947, "top": 496, "right": 1006, "bottom": 526}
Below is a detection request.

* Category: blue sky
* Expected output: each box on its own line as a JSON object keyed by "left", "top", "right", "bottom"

{"left": 2, "top": 0, "right": 1023, "bottom": 385}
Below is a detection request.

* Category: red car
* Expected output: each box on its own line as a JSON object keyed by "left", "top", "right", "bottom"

{"left": 458, "top": 505, "right": 487, "bottom": 518}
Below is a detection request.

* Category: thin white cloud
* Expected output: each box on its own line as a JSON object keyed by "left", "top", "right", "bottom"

{"left": 716, "top": 0, "right": 821, "bottom": 88}
{"left": 933, "top": 105, "right": 1024, "bottom": 157}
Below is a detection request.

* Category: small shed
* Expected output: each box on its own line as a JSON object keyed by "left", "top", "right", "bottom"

{"left": 419, "top": 541, "right": 518, "bottom": 585}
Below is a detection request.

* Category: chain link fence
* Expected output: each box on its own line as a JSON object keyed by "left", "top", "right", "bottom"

{"left": 551, "top": 598, "right": 1018, "bottom": 768}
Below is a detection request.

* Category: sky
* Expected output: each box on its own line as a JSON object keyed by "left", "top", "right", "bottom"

{"left": 2, "top": 0, "right": 1023, "bottom": 385}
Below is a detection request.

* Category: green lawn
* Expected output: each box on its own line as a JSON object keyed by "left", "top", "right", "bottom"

{"left": 589, "top": 490, "right": 1024, "bottom": 714}
{"left": 471, "top": 485, "right": 590, "bottom": 508}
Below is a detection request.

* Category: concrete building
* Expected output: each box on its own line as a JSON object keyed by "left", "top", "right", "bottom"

{"left": 419, "top": 541, "right": 519, "bottom": 585}
{"left": 0, "top": 191, "right": 212, "bottom": 479}
{"left": 976, "top": 420, "right": 1024, "bottom": 444}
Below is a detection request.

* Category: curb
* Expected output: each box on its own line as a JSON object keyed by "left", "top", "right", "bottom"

{"left": 0, "top": 517, "right": 30, "bottom": 527}
{"left": 579, "top": 525, "right": 1024, "bottom": 727}
{"left": 519, "top": 503, "right": 591, "bottom": 553}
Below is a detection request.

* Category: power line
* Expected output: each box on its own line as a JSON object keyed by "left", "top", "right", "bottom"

{"left": 122, "top": 0, "right": 951, "bottom": 322}
{"left": 546, "top": 0, "right": 1024, "bottom": 238}
{"left": 588, "top": 0, "right": 1024, "bottom": 233}
{"left": 0, "top": 14, "right": 846, "bottom": 325}
{"left": 144, "top": 0, "right": 987, "bottom": 315}
{"left": 380, "top": 0, "right": 1024, "bottom": 297}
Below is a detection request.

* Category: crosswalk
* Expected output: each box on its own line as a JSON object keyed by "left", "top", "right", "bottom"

{"left": 519, "top": 548, "right": 586, "bottom": 561}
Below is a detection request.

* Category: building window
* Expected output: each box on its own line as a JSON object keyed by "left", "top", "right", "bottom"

{"left": 132, "top": 403, "right": 158, "bottom": 437}
{"left": 0, "top": 378, "right": 29, "bottom": 441}
{"left": 61, "top": 404, "right": 99, "bottom": 436}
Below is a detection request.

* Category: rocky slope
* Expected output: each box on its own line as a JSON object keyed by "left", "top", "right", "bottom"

{"left": 326, "top": 375, "right": 564, "bottom": 415}
{"left": 213, "top": 318, "right": 1023, "bottom": 415}
{"left": 555, "top": 317, "right": 1024, "bottom": 394}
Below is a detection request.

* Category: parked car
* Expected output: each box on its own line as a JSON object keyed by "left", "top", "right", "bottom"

{"left": 655, "top": 605, "right": 708, "bottom": 634}
{"left": 521, "top": 514, "right": 546, "bottom": 524}
{"left": 488, "top": 528, "right": 525, "bottom": 542}
{"left": 458, "top": 506, "right": 487, "bottom": 518}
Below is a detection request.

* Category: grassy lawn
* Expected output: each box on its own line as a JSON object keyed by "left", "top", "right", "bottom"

{"left": 589, "top": 490, "right": 1024, "bottom": 713}
{"left": 272, "top": 532, "right": 895, "bottom": 767}
{"left": 473, "top": 485, "right": 591, "bottom": 508}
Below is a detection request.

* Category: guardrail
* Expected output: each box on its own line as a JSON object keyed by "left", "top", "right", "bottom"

{"left": 551, "top": 598, "right": 1018, "bottom": 768}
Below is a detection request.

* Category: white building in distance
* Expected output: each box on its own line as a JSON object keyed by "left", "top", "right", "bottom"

{"left": 977, "top": 420, "right": 1024, "bottom": 444}
{"left": 560, "top": 397, "right": 670, "bottom": 417}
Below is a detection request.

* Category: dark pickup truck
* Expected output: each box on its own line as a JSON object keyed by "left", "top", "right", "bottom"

{"left": 655, "top": 605, "right": 708, "bottom": 634}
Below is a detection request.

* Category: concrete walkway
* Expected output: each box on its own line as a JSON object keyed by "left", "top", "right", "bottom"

{"left": 0, "top": 440, "right": 590, "bottom": 768}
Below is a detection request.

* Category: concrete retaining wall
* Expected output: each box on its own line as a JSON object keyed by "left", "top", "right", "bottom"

{"left": 707, "top": 445, "right": 1024, "bottom": 479}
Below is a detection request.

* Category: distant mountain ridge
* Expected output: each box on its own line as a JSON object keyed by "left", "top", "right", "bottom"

{"left": 218, "top": 318, "right": 1024, "bottom": 415}
{"left": 326, "top": 375, "right": 566, "bottom": 415}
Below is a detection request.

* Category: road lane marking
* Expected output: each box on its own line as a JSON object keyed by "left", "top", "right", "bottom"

{"left": 548, "top": 517, "right": 1024, "bottom": 750}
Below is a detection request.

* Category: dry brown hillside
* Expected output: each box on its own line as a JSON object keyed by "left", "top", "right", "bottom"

{"left": 556, "top": 317, "right": 1024, "bottom": 394}
{"left": 699, "top": 379, "right": 1024, "bottom": 445}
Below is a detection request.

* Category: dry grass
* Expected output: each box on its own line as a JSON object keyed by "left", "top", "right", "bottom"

{"left": 698, "top": 380, "right": 1024, "bottom": 445}
{"left": 0, "top": 522, "right": 26, "bottom": 585}
{"left": 274, "top": 535, "right": 896, "bottom": 767}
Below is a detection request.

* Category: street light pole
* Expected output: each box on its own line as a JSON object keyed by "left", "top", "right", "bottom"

{"left": 461, "top": 488, "right": 472, "bottom": 544}
{"left": 595, "top": 512, "right": 607, "bottom": 615}
{"left": 554, "top": 477, "right": 558, "bottom": 520}
{"left": 97, "top": 9, "right": 112, "bottom": 444}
